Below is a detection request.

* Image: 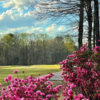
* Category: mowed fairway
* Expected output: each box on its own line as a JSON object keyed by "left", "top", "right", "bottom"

{"left": 0, "top": 65, "right": 61, "bottom": 84}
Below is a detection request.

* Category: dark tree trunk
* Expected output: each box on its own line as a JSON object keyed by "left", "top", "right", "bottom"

{"left": 78, "top": 0, "right": 84, "bottom": 49}
{"left": 93, "top": 24, "right": 95, "bottom": 48}
{"left": 25, "top": 44, "right": 27, "bottom": 65}
{"left": 30, "top": 41, "right": 32, "bottom": 65}
{"left": 87, "top": 0, "right": 92, "bottom": 50}
{"left": 93, "top": 5, "right": 96, "bottom": 48}
{"left": 94, "top": 0, "right": 100, "bottom": 46}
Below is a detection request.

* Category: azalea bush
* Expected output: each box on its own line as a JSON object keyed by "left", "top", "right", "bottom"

{"left": 0, "top": 70, "right": 62, "bottom": 100}
{"left": 59, "top": 43, "right": 100, "bottom": 100}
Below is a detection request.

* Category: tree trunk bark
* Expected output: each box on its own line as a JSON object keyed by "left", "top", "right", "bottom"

{"left": 78, "top": 0, "right": 84, "bottom": 49}
{"left": 93, "top": 24, "right": 95, "bottom": 48}
{"left": 87, "top": 0, "right": 92, "bottom": 50}
{"left": 94, "top": 0, "right": 100, "bottom": 46}
{"left": 25, "top": 43, "right": 27, "bottom": 65}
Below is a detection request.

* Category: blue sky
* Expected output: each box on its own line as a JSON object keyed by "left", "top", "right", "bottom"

{"left": 0, "top": 0, "right": 78, "bottom": 38}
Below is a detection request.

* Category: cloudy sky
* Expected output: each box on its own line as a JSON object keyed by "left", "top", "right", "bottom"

{"left": 0, "top": 0, "right": 71, "bottom": 37}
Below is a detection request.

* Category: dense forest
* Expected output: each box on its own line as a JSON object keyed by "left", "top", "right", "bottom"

{"left": 0, "top": 33, "right": 77, "bottom": 65}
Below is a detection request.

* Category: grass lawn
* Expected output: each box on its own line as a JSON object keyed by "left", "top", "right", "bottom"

{"left": 0, "top": 64, "right": 61, "bottom": 85}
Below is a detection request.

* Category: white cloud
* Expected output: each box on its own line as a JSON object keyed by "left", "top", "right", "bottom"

{"left": 9, "top": 27, "right": 28, "bottom": 31}
{"left": 46, "top": 24, "right": 57, "bottom": 33}
{"left": 27, "top": 27, "right": 43, "bottom": 34}
{"left": 57, "top": 26, "right": 65, "bottom": 31}
{"left": 24, "top": 11, "right": 32, "bottom": 17}
{"left": 0, "top": 9, "right": 15, "bottom": 20}
{"left": 0, "top": 9, "right": 36, "bottom": 29}
{"left": 0, "top": 26, "right": 44, "bottom": 35}
{"left": 1, "top": 0, "right": 29, "bottom": 12}
{"left": 0, "top": 0, "right": 47, "bottom": 35}
{"left": 0, "top": 26, "right": 29, "bottom": 34}
{"left": 0, "top": 0, "right": 69, "bottom": 36}
{"left": 36, "top": 20, "right": 47, "bottom": 25}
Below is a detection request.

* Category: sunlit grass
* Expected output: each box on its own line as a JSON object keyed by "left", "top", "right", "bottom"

{"left": 0, "top": 64, "right": 61, "bottom": 84}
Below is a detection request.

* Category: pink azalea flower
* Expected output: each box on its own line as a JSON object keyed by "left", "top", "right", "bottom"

{"left": 13, "top": 70, "right": 18, "bottom": 74}
{"left": 95, "top": 46, "right": 99, "bottom": 50}
{"left": 22, "top": 71, "right": 24, "bottom": 73}
{"left": 98, "top": 40, "right": 100, "bottom": 42}
{"left": 70, "top": 83, "right": 75, "bottom": 89}
{"left": 4, "top": 78, "right": 8, "bottom": 83}
{"left": 38, "top": 74, "right": 40, "bottom": 76}
{"left": 74, "top": 96, "right": 79, "bottom": 99}
{"left": 0, "top": 84, "right": 2, "bottom": 87}
{"left": 7, "top": 75, "right": 12, "bottom": 81}
{"left": 2, "top": 87, "right": 5, "bottom": 90}
{"left": 46, "top": 94, "right": 52, "bottom": 98}
{"left": 78, "top": 94, "right": 83, "bottom": 98}
{"left": 68, "top": 89, "right": 73, "bottom": 96}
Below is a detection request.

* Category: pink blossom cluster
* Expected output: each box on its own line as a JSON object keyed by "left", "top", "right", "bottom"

{"left": 93, "top": 46, "right": 100, "bottom": 54}
{"left": 60, "top": 43, "right": 100, "bottom": 100}
{"left": 93, "top": 39, "right": 100, "bottom": 54}
{"left": 0, "top": 71, "right": 62, "bottom": 100}
{"left": 13, "top": 70, "right": 18, "bottom": 74}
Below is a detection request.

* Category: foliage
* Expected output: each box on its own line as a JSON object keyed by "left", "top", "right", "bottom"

{"left": 0, "top": 33, "right": 76, "bottom": 65}
{"left": 1, "top": 34, "right": 14, "bottom": 46}
{"left": 59, "top": 42, "right": 100, "bottom": 100}
{"left": 64, "top": 35, "right": 75, "bottom": 53}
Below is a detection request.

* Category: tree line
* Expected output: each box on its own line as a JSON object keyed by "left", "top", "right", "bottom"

{"left": 0, "top": 33, "right": 76, "bottom": 65}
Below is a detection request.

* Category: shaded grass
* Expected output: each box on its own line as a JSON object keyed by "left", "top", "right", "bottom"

{"left": 0, "top": 65, "right": 61, "bottom": 84}
{"left": 52, "top": 81, "right": 64, "bottom": 100}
